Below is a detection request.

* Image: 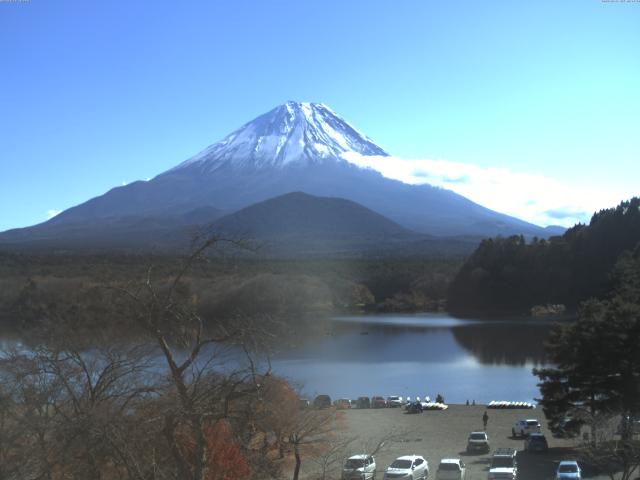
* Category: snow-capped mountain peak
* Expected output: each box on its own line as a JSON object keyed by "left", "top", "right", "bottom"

{"left": 172, "top": 101, "right": 389, "bottom": 172}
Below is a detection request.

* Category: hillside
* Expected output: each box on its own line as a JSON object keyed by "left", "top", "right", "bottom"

{"left": 212, "top": 192, "right": 486, "bottom": 257}
{"left": 447, "top": 197, "right": 640, "bottom": 316}
{"left": 0, "top": 206, "right": 224, "bottom": 252}
{"left": 213, "top": 192, "right": 412, "bottom": 239}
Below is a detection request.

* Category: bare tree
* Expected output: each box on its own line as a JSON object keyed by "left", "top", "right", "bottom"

{"left": 286, "top": 408, "right": 341, "bottom": 480}
{"left": 0, "top": 341, "right": 157, "bottom": 480}
{"left": 113, "top": 235, "right": 276, "bottom": 480}
{"left": 307, "top": 426, "right": 410, "bottom": 480}
{"left": 578, "top": 413, "right": 640, "bottom": 480}
{"left": 360, "top": 427, "right": 410, "bottom": 458}
{"left": 309, "top": 435, "right": 356, "bottom": 480}
{"left": 0, "top": 234, "right": 289, "bottom": 480}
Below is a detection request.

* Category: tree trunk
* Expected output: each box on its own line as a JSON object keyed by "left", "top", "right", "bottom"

{"left": 292, "top": 444, "right": 301, "bottom": 480}
{"left": 164, "top": 414, "right": 192, "bottom": 480}
{"left": 278, "top": 435, "right": 285, "bottom": 459}
{"left": 194, "top": 417, "right": 209, "bottom": 480}
{"left": 589, "top": 395, "right": 597, "bottom": 447}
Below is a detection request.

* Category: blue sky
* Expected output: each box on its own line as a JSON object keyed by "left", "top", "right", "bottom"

{"left": 1, "top": 0, "right": 639, "bottom": 231}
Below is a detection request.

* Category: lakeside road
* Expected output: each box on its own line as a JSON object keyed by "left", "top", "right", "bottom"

{"left": 301, "top": 405, "right": 611, "bottom": 480}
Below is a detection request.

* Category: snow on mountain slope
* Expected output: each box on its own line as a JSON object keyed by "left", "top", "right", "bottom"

{"left": 172, "top": 101, "right": 389, "bottom": 172}
{"left": 0, "top": 101, "right": 553, "bottom": 246}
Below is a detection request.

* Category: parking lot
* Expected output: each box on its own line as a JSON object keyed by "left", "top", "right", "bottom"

{"left": 302, "top": 404, "right": 610, "bottom": 480}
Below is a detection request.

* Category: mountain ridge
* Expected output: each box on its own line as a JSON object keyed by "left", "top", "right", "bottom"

{"left": 0, "top": 101, "right": 558, "bottom": 251}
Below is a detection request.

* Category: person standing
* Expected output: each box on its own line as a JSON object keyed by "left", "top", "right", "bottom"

{"left": 482, "top": 410, "right": 489, "bottom": 430}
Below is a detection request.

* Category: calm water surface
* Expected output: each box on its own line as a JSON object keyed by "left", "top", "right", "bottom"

{"left": 269, "top": 313, "right": 556, "bottom": 404}
{"left": 0, "top": 313, "right": 558, "bottom": 405}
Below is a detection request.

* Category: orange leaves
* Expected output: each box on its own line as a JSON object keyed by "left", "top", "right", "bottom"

{"left": 262, "top": 377, "right": 299, "bottom": 415}
{"left": 178, "top": 419, "right": 251, "bottom": 480}
{"left": 204, "top": 420, "right": 250, "bottom": 480}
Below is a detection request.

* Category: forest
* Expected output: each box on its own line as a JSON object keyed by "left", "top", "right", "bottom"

{"left": 447, "top": 197, "right": 640, "bottom": 316}
{"left": 0, "top": 250, "right": 462, "bottom": 342}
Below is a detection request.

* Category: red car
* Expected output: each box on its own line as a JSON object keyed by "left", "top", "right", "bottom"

{"left": 334, "top": 398, "right": 352, "bottom": 409}
{"left": 371, "top": 396, "right": 387, "bottom": 408}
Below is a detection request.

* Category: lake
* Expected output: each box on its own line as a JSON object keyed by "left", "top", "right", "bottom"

{"left": 0, "top": 313, "right": 559, "bottom": 405}
{"left": 269, "top": 313, "right": 557, "bottom": 404}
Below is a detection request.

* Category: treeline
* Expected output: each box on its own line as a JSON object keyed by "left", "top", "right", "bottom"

{"left": 0, "top": 253, "right": 463, "bottom": 338}
{"left": 447, "top": 197, "right": 640, "bottom": 316}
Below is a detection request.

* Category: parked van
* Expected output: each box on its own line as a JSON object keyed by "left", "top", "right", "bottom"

{"left": 313, "top": 395, "right": 331, "bottom": 409}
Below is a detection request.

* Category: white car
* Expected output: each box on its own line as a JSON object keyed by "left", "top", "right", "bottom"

{"left": 436, "top": 458, "right": 465, "bottom": 480}
{"left": 384, "top": 455, "right": 429, "bottom": 480}
{"left": 556, "top": 460, "right": 581, "bottom": 480}
{"left": 512, "top": 419, "right": 541, "bottom": 437}
{"left": 342, "top": 454, "right": 376, "bottom": 480}
{"left": 466, "top": 431, "right": 490, "bottom": 453}
{"left": 488, "top": 448, "right": 517, "bottom": 480}
{"left": 387, "top": 395, "right": 404, "bottom": 407}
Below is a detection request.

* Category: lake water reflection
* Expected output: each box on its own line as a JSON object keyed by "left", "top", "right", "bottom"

{"left": 270, "top": 314, "right": 555, "bottom": 404}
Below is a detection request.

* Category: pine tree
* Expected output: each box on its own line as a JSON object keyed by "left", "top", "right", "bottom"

{"left": 534, "top": 250, "right": 640, "bottom": 441}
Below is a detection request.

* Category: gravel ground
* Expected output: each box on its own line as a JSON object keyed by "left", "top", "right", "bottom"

{"left": 301, "top": 405, "right": 610, "bottom": 480}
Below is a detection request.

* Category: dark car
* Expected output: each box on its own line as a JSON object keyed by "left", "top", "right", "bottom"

{"left": 356, "top": 396, "right": 371, "bottom": 409}
{"left": 406, "top": 401, "right": 423, "bottom": 414}
{"left": 554, "top": 417, "right": 581, "bottom": 438}
{"left": 313, "top": 395, "right": 332, "bottom": 409}
{"left": 524, "top": 432, "right": 549, "bottom": 452}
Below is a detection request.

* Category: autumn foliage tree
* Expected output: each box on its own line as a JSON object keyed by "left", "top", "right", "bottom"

{"left": 177, "top": 419, "right": 251, "bottom": 480}
{"left": 253, "top": 376, "right": 300, "bottom": 458}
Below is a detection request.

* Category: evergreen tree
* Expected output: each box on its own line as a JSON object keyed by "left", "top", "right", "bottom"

{"left": 449, "top": 197, "right": 640, "bottom": 315}
{"left": 534, "top": 250, "right": 640, "bottom": 440}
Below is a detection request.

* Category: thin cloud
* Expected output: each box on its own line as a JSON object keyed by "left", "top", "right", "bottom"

{"left": 46, "top": 209, "right": 61, "bottom": 220}
{"left": 341, "top": 152, "right": 626, "bottom": 228}
{"left": 412, "top": 168, "right": 470, "bottom": 184}
{"left": 544, "top": 208, "right": 589, "bottom": 221}
{"left": 443, "top": 174, "right": 471, "bottom": 184}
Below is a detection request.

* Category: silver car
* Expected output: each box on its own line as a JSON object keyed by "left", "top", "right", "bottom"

{"left": 384, "top": 455, "right": 428, "bottom": 480}
{"left": 343, "top": 454, "right": 376, "bottom": 480}
{"left": 436, "top": 458, "right": 466, "bottom": 480}
{"left": 556, "top": 460, "right": 581, "bottom": 480}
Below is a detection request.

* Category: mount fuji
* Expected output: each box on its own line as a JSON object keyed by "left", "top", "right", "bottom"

{"left": 0, "top": 101, "right": 553, "bottom": 252}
